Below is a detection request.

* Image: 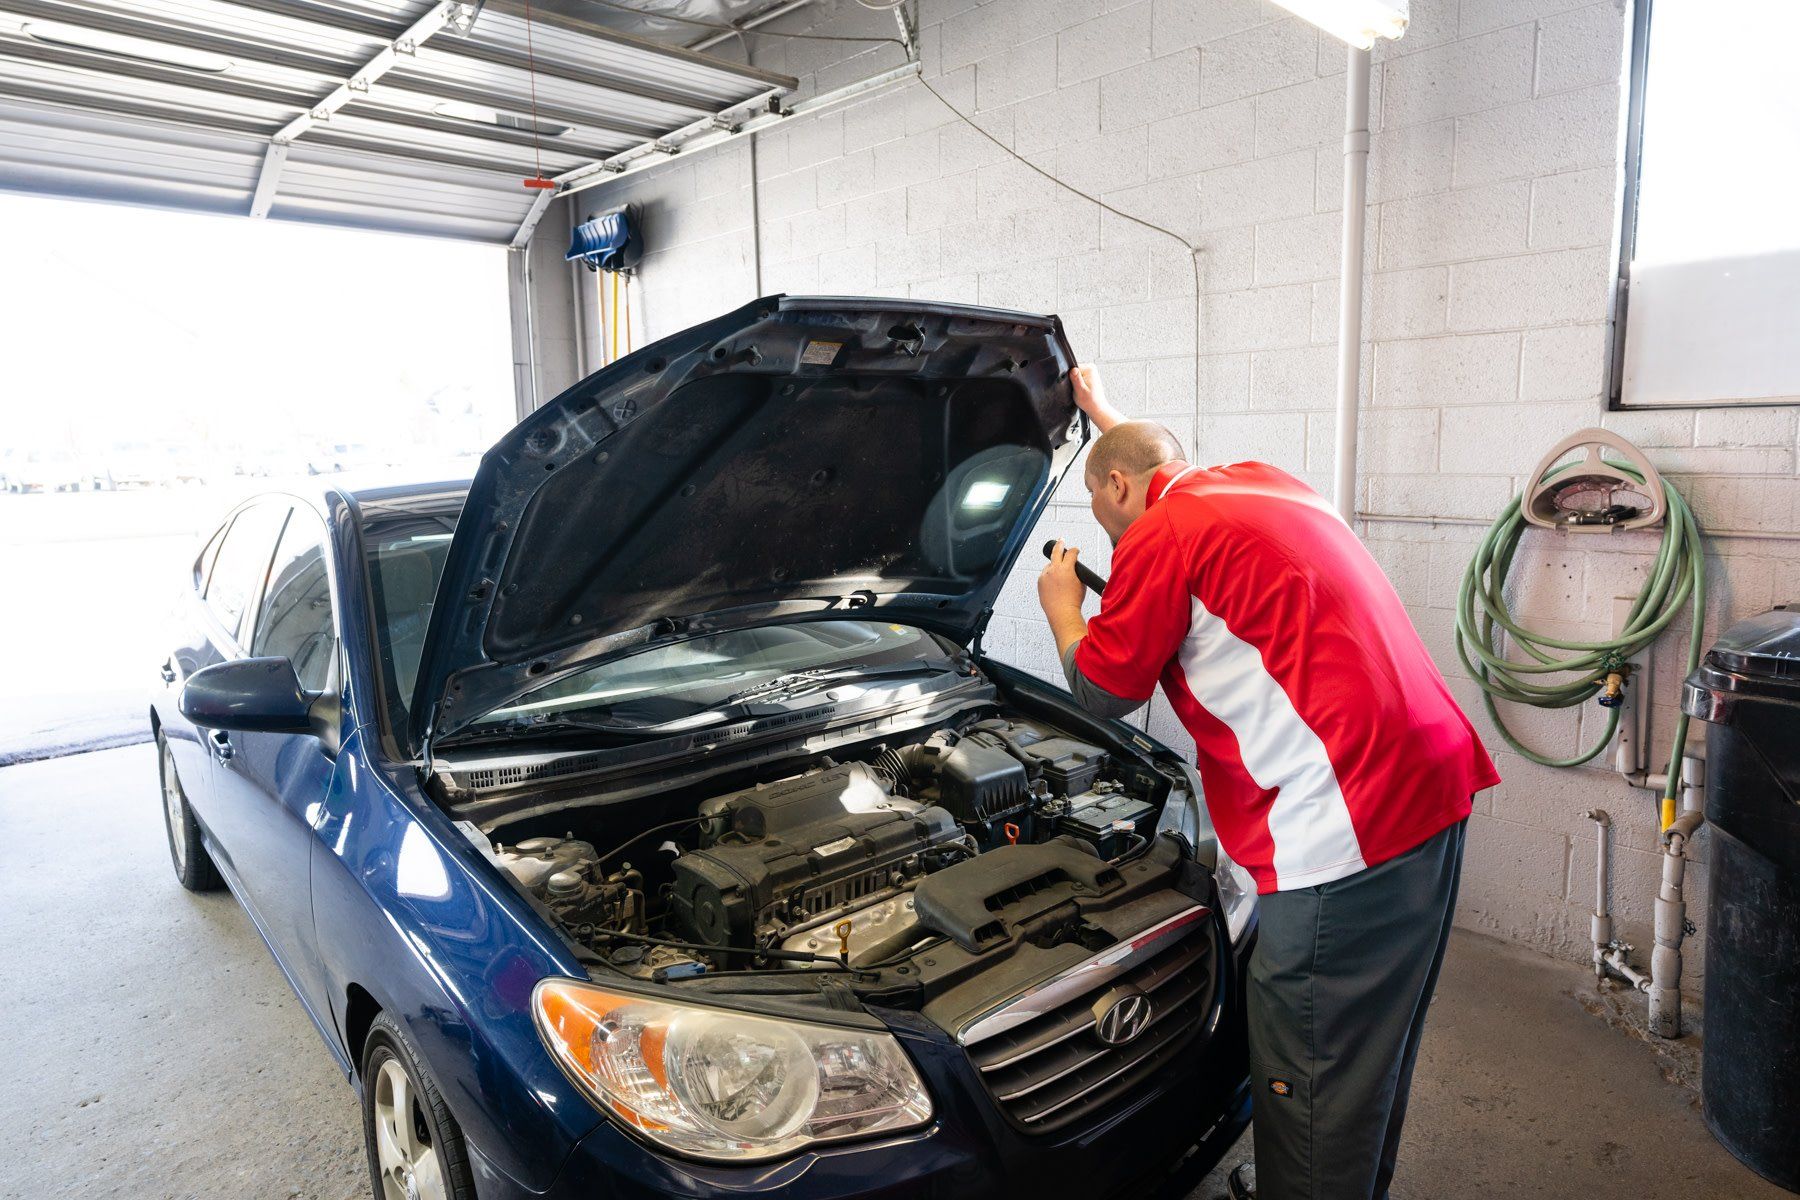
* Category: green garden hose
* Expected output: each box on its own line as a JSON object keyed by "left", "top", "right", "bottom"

{"left": 1454, "top": 461, "right": 1706, "bottom": 825}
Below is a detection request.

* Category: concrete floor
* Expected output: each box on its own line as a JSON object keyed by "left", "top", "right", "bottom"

{"left": 0, "top": 745, "right": 1788, "bottom": 1200}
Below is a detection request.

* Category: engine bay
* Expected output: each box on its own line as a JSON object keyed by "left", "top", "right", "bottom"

{"left": 478, "top": 712, "right": 1197, "bottom": 994}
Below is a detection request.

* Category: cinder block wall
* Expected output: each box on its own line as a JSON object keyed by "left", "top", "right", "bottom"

{"left": 582, "top": 0, "right": 1800, "bottom": 993}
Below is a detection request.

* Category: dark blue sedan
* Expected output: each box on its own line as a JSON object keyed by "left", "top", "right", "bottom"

{"left": 152, "top": 297, "right": 1257, "bottom": 1200}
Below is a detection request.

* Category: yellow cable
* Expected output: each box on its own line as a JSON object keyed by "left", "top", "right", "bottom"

{"left": 607, "top": 271, "right": 619, "bottom": 363}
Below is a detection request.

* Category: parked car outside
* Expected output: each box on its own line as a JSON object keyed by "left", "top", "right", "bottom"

{"left": 3, "top": 447, "right": 88, "bottom": 492}
{"left": 153, "top": 297, "right": 1257, "bottom": 1200}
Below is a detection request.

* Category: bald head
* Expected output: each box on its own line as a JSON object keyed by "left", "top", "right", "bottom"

{"left": 1085, "top": 420, "right": 1185, "bottom": 486}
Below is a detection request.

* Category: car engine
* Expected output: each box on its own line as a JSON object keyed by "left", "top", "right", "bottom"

{"left": 671, "top": 761, "right": 964, "bottom": 950}
{"left": 487, "top": 716, "right": 1170, "bottom": 982}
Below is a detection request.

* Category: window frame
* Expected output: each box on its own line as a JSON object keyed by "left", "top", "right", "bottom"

{"left": 193, "top": 523, "right": 227, "bottom": 594}
{"left": 198, "top": 501, "right": 290, "bottom": 654}
{"left": 1609, "top": 0, "right": 1800, "bottom": 410}
{"left": 250, "top": 506, "right": 339, "bottom": 692}
{"left": 1606, "top": 0, "right": 1652, "bottom": 410}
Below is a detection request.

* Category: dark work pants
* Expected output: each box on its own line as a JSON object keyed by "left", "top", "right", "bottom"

{"left": 1247, "top": 818, "right": 1467, "bottom": 1200}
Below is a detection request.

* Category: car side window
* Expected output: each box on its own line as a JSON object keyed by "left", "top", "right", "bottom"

{"left": 204, "top": 503, "right": 290, "bottom": 644}
{"left": 251, "top": 513, "right": 337, "bottom": 692}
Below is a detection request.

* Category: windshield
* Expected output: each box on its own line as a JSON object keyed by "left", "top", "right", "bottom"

{"left": 469, "top": 621, "right": 949, "bottom": 731}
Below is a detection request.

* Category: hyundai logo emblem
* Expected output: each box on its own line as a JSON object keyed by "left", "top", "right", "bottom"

{"left": 1092, "top": 987, "right": 1153, "bottom": 1047}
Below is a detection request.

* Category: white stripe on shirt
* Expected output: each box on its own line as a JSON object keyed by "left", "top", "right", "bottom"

{"left": 1151, "top": 464, "right": 1202, "bottom": 505}
{"left": 1175, "top": 595, "right": 1367, "bottom": 889}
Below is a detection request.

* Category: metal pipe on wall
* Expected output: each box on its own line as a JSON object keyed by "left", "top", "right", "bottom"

{"left": 1585, "top": 809, "right": 1617, "bottom": 982}
{"left": 1651, "top": 807, "right": 1706, "bottom": 1038}
{"left": 1332, "top": 45, "right": 1372, "bottom": 523}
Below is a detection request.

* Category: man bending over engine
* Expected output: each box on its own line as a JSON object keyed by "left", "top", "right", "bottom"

{"left": 1036, "top": 365, "right": 1499, "bottom": 1200}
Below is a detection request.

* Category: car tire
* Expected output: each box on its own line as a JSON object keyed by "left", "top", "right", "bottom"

{"left": 361, "top": 1013, "right": 477, "bottom": 1200}
{"left": 158, "top": 733, "right": 222, "bottom": 893}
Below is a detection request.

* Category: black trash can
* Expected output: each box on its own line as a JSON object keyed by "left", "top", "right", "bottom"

{"left": 1683, "top": 607, "right": 1800, "bottom": 1195}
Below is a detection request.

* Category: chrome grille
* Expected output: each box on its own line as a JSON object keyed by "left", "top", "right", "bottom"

{"left": 959, "top": 905, "right": 1219, "bottom": 1132}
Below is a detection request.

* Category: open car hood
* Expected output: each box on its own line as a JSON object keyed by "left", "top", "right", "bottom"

{"left": 412, "top": 295, "right": 1084, "bottom": 749}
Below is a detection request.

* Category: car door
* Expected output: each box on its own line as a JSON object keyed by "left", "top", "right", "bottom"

{"left": 211, "top": 504, "right": 344, "bottom": 1018}
{"left": 179, "top": 500, "right": 291, "bottom": 862}
{"left": 157, "top": 519, "right": 232, "bottom": 812}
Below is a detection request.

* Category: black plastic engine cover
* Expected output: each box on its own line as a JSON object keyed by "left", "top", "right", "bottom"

{"left": 969, "top": 718, "right": 1109, "bottom": 796}
{"left": 912, "top": 839, "right": 1120, "bottom": 952}
{"left": 906, "top": 734, "right": 1031, "bottom": 826}
{"left": 907, "top": 834, "right": 1215, "bottom": 1038}
{"left": 672, "top": 763, "right": 960, "bottom": 948}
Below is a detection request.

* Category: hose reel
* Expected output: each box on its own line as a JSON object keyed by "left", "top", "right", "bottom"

{"left": 1522, "top": 429, "right": 1667, "bottom": 532}
{"left": 1456, "top": 428, "right": 1706, "bottom": 827}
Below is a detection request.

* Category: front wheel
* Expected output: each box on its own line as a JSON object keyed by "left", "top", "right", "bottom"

{"left": 158, "top": 733, "right": 221, "bottom": 892}
{"left": 362, "top": 1013, "right": 477, "bottom": 1200}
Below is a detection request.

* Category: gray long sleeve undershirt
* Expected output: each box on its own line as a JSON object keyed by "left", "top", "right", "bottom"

{"left": 1060, "top": 639, "right": 1147, "bottom": 720}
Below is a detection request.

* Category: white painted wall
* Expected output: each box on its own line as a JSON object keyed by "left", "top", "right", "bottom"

{"left": 576, "top": 0, "right": 1800, "bottom": 993}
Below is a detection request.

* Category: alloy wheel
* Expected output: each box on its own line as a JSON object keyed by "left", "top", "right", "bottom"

{"left": 161, "top": 741, "right": 188, "bottom": 875}
{"left": 372, "top": 1057, "right": 446, "bottom": 1200}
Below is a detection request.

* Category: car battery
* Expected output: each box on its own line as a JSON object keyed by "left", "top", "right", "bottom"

{"left": 1057, "top": 789, "right": 1156, "bottom": 859}
{"left": 1026, "top": 737, "right": 1108, "bottom": 797}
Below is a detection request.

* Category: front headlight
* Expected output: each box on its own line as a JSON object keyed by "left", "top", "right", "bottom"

{"left": 1214, "top": 845, "right": 1259, "bottom": 943}
{"left": 534, "top": 979, "right": 933, "bottom": 1162}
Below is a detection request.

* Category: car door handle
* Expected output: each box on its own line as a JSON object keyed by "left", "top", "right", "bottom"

{"left": 159, "top": 661, "right": 177, "bottom": 684}
{"left": 208, "top": 729, "right": 235, "bottom": 764}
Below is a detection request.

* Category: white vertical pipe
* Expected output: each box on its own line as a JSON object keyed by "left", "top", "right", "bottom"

{"left": 1332, "top": 45, "right": 1372, "bottom": 523}
{"left": 506, "top": 246, "right": 537, "bottom": 421}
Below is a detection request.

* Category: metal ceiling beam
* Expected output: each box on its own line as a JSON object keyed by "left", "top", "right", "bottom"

{"left": 4, "top": 0, "right": 747, "bottom": 119}
{"left": 271, "top": 1, "right": 469, "bottom": 145}
{"left": 215, "top": 0, "right": 795, "bottom": 93}
{"left": 212, "top": 0, "right": 779, "bottom": 114}
{"left": 0, "top": 36, "right": 628, "bottom": 156}
{"left": 510, "top": 183, "right": 557, "bottom": 249}
{"left": 512, "top": 59, "right": 917, "bottom": 246}
{"left": 0, "top": 23, "right": 667, "bottom": 143}
{"left": 558, "top": 61, "right": 916, "bottom": 196}
{"left": 248, "top": 142, "right": 286, "bottom": 216}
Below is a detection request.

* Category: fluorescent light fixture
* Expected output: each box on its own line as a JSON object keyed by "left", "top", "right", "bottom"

{"left": 1267, "top": 0, "right": 1408, "bottom": 48}
{"left": 961, "top": 480, "right": 1012, "bottom": 511}
{"left": 433, "top": 100, "right": 570, "bottom": 138}
{"left": 23, "top": 20, "right": 234, "bottom": 72}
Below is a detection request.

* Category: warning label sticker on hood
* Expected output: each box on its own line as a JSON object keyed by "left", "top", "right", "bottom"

{"left": 800, "top": 339, "right": 842, "bottom": 365}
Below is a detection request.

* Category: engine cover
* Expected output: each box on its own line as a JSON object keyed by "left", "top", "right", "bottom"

{"left": 671, "top": 762, "right": 961, "bottom": 948}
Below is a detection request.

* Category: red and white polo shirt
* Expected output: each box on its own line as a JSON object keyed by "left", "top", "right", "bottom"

{"left": 1074, "top": 461, "right": 1498, "bottom": 894}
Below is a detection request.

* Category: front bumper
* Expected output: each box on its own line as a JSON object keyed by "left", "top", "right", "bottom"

{"left": 521, "top": 929, "right": 1254, "bottom": 1200}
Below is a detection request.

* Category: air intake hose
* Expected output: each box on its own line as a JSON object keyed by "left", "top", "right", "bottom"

{"left": 1454, "top": 460, "right": 1705, "bottom": 824}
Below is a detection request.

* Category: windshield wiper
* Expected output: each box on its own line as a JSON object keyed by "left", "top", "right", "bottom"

{"left": 438, "top": 716, "right": 669, "bottom": 747}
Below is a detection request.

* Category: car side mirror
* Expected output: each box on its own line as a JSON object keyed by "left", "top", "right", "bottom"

{"left": 180, "top": 657, "right": 324, "bottom": 736}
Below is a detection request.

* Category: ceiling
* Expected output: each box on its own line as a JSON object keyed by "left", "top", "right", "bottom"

{"left": 0, "top": 0, "right": 797, "bottom": 243}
